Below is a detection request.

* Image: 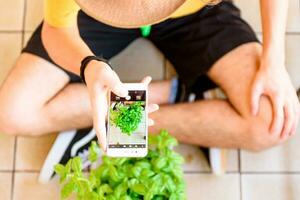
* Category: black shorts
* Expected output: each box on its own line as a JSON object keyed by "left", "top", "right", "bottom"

{"left": 22, "top": 1, "right": 258, "bottom": 88}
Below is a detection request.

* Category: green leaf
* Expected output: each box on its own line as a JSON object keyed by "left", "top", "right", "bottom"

{"left": 98, "top": 184, "right": 113, "bottom": 197}
{"left": 109, "top": 165, "right": 122, "bottom": 182}
{"left": 54, "top": 164, "right": 67, "bottom": 183}
{"left": 120, "top": 195, "right": 132, "bottom": 200}
{"left": 88, "top": 141, "right": 101, "bottom": 163}
{"left": 131, "top": 183, "right": 147, "bottom": 195}
{"left": 113, "top": 182, "right": 128, "bottom": 198}
{"left": 61, "top": 181, "right": 76, "bottom": 199}
{"left": 152, "top": 157, "right": 167, "bottom": 171}
{"left": 65, "top": 159, "right": 72, "bottom": 174}
{"left": 71, "top": 157, "right": 82, "bottom": 173}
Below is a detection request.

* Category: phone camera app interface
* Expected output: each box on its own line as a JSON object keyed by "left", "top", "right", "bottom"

{"left": 108, "top": 90, "right": 146, "bottom": 149}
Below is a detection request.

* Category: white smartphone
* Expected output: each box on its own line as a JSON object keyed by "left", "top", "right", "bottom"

{"left": 106, "top": 83, "right": 148, "bottom": 157}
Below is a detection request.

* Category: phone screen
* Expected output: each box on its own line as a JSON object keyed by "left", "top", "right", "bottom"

{"left": 108, "top": 90, "right": 147, "bottom": 149}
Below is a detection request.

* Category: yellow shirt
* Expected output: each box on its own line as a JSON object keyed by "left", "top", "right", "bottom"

{"left": 44, "top": 0, "right": 208, "bottom": 28}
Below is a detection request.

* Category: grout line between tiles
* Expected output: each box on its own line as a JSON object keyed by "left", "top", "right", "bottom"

{"left": 0, "top": 170, "right": 13, "bottom": 173}
{"left": 0, "top": 30, "right": 23, "bottom": 33}
{"left": 14, "top": 170, "right": 40, "bottom": 173}
{"left": 10, "top": 137, "right": 17, "bottom": 200}
{"left": 183, "top": 171, "right": 300, "bottom": 174}
{"left": 21, "top": 0, "right": 27, "bottom": 48}
{"left": 11, "top": 1, "right": 27, "bottom": 199}
{"left": 255, "top": 31, "right": 300, "bottom": 35}
{"left": 184, "top": 171, "right": 239, "bottom": 174}
{"left": 238, "top": 149, "right": 243, "bottom": 200}
{"left": 13, "top": 171, "right": 41, "bottom": 174}
{"left": 241, "top": 171, "right": 300, "bottom": 174}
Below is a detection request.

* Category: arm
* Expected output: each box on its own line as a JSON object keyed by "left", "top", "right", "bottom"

{"left": 251, "top": 0, "right": 300, "bottom": 138}
{"left": 41, "top": 22, "right": 159, "bottom": 150}
{"left": 41, "top": 22, "right": 129, "bottom": 150}
{"left": 41, "top": 22, "right": 93, "bottom": 75}
{"left": 260, "top": 0, "right": 288, "bottom": 61}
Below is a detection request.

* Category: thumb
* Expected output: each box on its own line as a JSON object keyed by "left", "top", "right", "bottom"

{"left": 141, "top": 76, "right": 152, "bottom": 86}
{"left": 90, "top": 84, "right": 108, "bottom": 151}
{"left": 105, "top": 70, "right": 128, "bottom": 97}
{"left": 251, "top": 80, "right": 263, "bottom": 116}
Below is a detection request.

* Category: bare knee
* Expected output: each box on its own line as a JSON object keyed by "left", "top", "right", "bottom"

{"left": 242, "top": 96, "right": 291, "bottom": 152}
{"left": 0, "top": 89, "right": 37, "bottom": 136}
{"left": 0, "top": 101, "right": 33, "bottom": 136}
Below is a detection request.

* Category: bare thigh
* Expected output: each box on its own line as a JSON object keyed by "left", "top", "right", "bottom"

{"left": 207, "top": 42, "right": 283, "bottom": 149}
{"left": 207, "top": 43, "right": 263, "bottom": 117}
{"left": 0, "top": 53, "right": 70, "bottom": 131}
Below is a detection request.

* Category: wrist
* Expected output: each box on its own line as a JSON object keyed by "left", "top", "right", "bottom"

{"left": 80, "top": 56, "right": 111, "bottom": 85}
{"left": 84, "top": 60, "right": 107, "bottom": 86}
{"left": 262, "top": 40, "right": 285, "bottom": 60}
{"left": 261, "top": 48, "right": 285, "bottom": 68}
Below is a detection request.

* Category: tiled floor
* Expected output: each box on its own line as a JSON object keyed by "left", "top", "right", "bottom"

{"left": 0, "top": 1, "right": 299, "bottom": 200}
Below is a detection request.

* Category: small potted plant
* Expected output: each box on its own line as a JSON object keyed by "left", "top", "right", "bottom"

{"left": 55, "top": 130, "right": 186, "bottom": 200}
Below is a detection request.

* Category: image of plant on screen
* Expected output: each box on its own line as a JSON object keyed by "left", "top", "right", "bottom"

{"left": 110, "top": 101, "right": 145, "bottom": 135}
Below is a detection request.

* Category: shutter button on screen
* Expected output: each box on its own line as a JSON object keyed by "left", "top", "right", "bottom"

{"left": 125, "top": 95, "right": 131, "bottom": 100}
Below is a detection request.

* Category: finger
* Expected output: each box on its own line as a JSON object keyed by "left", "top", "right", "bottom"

{"left": 148, "top": 119, "right": 155, "bottom": 126}
{"left": 251, "top": 81, "right": 263, "bottom": 116}
{"left": 280, "top": 104, "right": 293, "bottom": 139}
{"left": 103, "top": 70, "right": 128, "bottom": 97}
{"left": 141, "top": 76, "right": 152, "bottom": 86}
{"left": 270, "top": 95, "right": 284, "bottom": 136}
{"left": 147, "top": 104, "right": 159, "bottom": 113}
{"left": 91, "top": 86, "right": 108, "bottom": 151}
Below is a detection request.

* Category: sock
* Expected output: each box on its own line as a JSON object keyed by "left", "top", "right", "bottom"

{"left": 168, "top": 77, "right": 179, "bottom": 104}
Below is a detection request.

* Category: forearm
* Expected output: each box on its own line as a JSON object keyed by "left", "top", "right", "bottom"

{"left": 41, "top": 22, "right": 93, "bottom": 75}
{"left": 260, "top": 0, "right": 288, "bottom": 59}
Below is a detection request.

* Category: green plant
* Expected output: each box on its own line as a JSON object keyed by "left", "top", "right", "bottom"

{"left": 55, "top": 130, "right": 186, "bottom": 200}
{"left": 109, "top": 101, "right": 145, "bottom": 135}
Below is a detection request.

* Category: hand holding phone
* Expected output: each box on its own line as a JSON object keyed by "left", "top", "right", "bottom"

{"left": 107, "top": 77, "right": 158, "bottom": 157}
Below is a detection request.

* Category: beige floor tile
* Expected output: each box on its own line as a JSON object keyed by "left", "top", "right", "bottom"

{"left": 286, "top": 35, "right": 300, "bottom": 89}
{"left": 0, "top": 172, "right": 12, "bottom": 200}
{"left": 255, "top": 34, "right": 300, "bottom": 88}
{"left": 0, "top": 134, "right": 15, "bottom": 171}
{"left": 24, "top": 0, "right": 43, "bottom": 31}
{"left": 111, "top": 38, "right": 164, "bottom": 82}
{"left": 0, "top": 0, "right": 24, "bottom": 31}
{"left": 14, "top": 172, "right": 60, "bottom": 200}
{"left": 16, "top": 134, "right": 57, "bottom": 171}
{"left": 235, "top": 0, "right": 300, "bottom": 33}
{"left": 165, "top": 59, "right": 177, "bottom": 79}
{"left": 242, "top": 174, "right": 300, "bottom": 200}
{"left": 185, "top": 173, "right": 240, "bottom": 200}
{"left": 0, "top": 33, "right": 22, "bottom": 85}
{"left": 176, "top": 144, "right": 239, "bottom": 172}
{"left": 241, "top": 126, "right": 300, "bottom": 172}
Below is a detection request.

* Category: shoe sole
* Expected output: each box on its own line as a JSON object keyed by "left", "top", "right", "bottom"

{"left": 38, "top": 130, "right": 76, "bottom": 183}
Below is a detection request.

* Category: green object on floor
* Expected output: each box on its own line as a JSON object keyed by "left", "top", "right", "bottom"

{"left": 140, "top": 25, "right": 152, "bottom": 37}
{"left": 54, "top": 130, "right": 186, "bottom": 200}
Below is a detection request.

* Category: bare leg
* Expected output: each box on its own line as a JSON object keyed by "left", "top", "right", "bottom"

{"left": 0, "top": 53, "right": 169, "bottom": 136}
{"left": 0, "top": 44, "right": 287, "bottom": 151}
{"left": 0, "top": 53, "right": 93, "bottom": 135}
{"left": 149, "top": 43, "right": 286, "bottom": 151}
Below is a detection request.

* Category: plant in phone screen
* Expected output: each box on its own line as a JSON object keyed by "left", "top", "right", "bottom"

{"left": 55, "top": 130, "right": 186, "bottom": 200}
{"left": 110, "top": 101, "right": 145, "bottom": 135}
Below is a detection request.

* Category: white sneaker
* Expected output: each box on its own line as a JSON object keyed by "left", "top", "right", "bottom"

{"left": 38, "top": 127, "right": 99, "bottom": 183}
